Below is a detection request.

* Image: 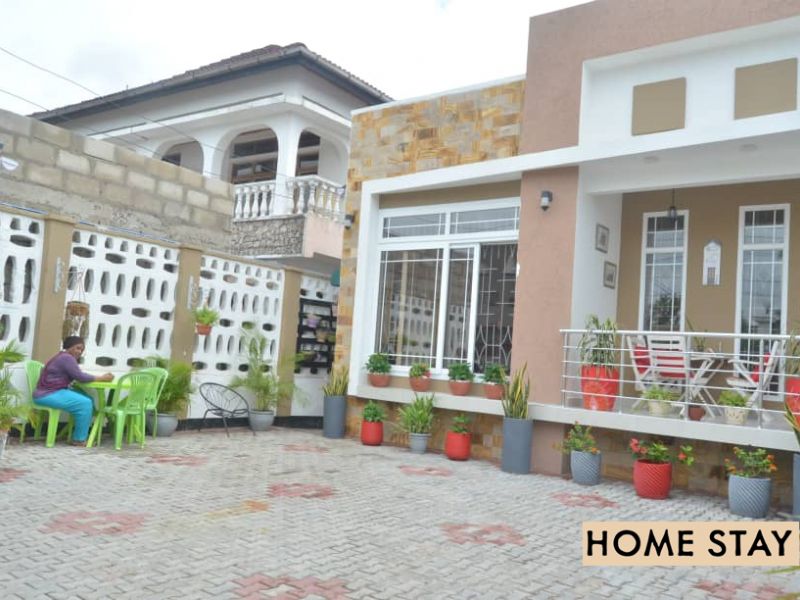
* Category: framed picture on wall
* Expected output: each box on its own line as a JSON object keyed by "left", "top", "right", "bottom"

{"left": 603, "top": 261, "right": 617, "bottom": 289}
{"left": 595, "top": 224, "right": 610, "bottom": 253}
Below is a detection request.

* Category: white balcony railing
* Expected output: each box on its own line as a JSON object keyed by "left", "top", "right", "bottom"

{"left": 557, "top": 329, "right": 800, "bottom": 450}
{"left": 233, "top": 175, "right": 345, "bottom": 222}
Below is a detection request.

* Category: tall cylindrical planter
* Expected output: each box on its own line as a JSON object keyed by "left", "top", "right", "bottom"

{"left": 570, "top": 450, "right": 602, "bottom": 486}
{"left": 408, "top": 433, "right": 430, "bottom": 454}
{"left": 323, "top": 395, "right": 347, "bottom": 439}
{"left": 361, "top": 421, "right": 383, "bottom": 446}
{"left": 794, "top": 453, "right": 800, "bottom": 518}
{"left": 729, "top": 474, "right": 772, "bottom": 519}
{"left": 633, "top": 460, "right": 672, "bottom": 499}
{"left": 0, "top": 430, "right": 7, "bottom": 460}
{"left": 501, "top": 417, "right": 533, "bottom": 474}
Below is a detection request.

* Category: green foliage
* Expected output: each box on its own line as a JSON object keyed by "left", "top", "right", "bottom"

{"left": 559, "top": 423, "right": 599, "bottom": 454}
{"left": 447, "top": 362, "right": 474, "bottom": 382}
{"left": 365, "top": 353, "right": 391, "bottom": 374}
{"left": 160, "top": 361, "right": 195, "bottom": 415}
{"left": 362, "top": 400, "right": 385, "bottom": 423}
{"left": 501, "top": 364, "right": 530, "bottom": 419}
{"left": 0, "top": 340, "right": 24, "bottom": 369}
{"left": 192, "top": 305, "right": 220, "bottom": 326}
{"left": 322, "top": 366, "right": 349, "bottom": 396}
{"left": 408, "top": 363, "right": 431, "bottom": 378}
{"left": 725, "top": 447, "right": 777, "bottom": 478}
{"left": 482, "top": 363, "right": 507, "bottom": 385}
{"left": 0, "top": 368, "right": 25, "bottom": 431}
{"left": 230, "top": 330, "right": 293, "bottom": 411}
{"left": 785, "top": 331, "right": 800, "bottom": 376}
{"left": 629, "top": 438, "right": 694, "bottom": 466}
{"left": 686, "top": 319, "right": 708, "bottom": 352}
{"left": 718, "top": 390, "right": 747, "bottom": 407}
{"left": 642, "top": 386, "right": 678, "bottom": 402}
{"left": 451, "top": 414, "right": 470, "bottom": 434}
{"left": 578, "top": 314, "right": 618, "bottom": 368}
{"left": 398, "top": 393, "right": 435, "bottom": 434}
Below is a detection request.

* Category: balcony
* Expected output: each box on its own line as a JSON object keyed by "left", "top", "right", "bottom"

{"left": 233, "top": 175, "right": 345, "bottom": 222}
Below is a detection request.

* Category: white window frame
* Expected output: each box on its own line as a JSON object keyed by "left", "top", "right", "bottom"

{"left": 370, "top": 197, "right": 519, "bottom": 377}
{"left": 637, "top": 209, "right": 689, "bottom": 331}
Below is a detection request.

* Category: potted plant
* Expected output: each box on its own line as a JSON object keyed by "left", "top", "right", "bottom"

{"left": 322, "top": 366, "right": 349, "bottom": 439}
{"left": 725, "top": 446, "right": 777, "bottom": 518}
{"left": 784, "top": 333, "right": 800, "bottom": 416}
{"left": 629, "top": 438, "right": 694, "bottom": 499}
{"left": 361, "top": 400, "right": 385, "bottom": 446}
{"left": 398, "top": 393, "right": 435, "bottom": 454}
{"left": 445, "top": 414, "right": 471, "bottom": 461}
{"left": 408, "top": 362, "right": 432, "bottom": 392}
{"left": 578, "top": 315, "right": 619, "bottom": 411}
{"left": 150, "top": 359, "right": 194, "bottom": 437}
{"left": 559, "top": 423, "right": 601, "bottom": 486}
{"left": 718, "top": 390, "right": 748, "bottom": 425}
{"left": 305, "top": 313, "right": 320, "bottom": 328}
{"left": 0, "top": 341, "right": 26, "bottom": 459}
{"left": 500, "top": 364, "right": 532, "bottom": 474}
{"left": 365, "top": 353, "right": 391, "bottom": 387}
{"left": 447, "top": 362, "right": 474, "bottom": 396}
{"left": 482, "top": 363, "right": 506, "bottom": 400}
{"left": 641, "top": 386, "right": 677, "bottom": 417}
{"left": 193, "top": 305, "right": 220, "bottom": 335}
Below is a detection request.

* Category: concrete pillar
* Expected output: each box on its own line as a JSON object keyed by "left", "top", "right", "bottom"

{"left": 194, "top": 130, "right": 229, "bottom": 182}
{"left": 274, "top": 116, "right": 303, "bottom": 215}
{"left": 31, "top": 214, "right": 76, "bottom": 362}
{"left": 170, "top": 244, "right": 203, "bottom": 366}
{"left": 276, "top": 268, "right": 301, "bottom": 416}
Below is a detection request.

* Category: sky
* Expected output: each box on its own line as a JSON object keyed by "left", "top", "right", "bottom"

{"left": 0, "top": 0, "right": 588, "bottom": 116}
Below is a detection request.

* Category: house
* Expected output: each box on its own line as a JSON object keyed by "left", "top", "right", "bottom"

{"left": 338, "top": 0, "right": 800, "bottom": 503}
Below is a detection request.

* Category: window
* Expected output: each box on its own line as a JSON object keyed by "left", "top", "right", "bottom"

{"left": 162, "top": 153, "right": 181, "bottom": 166}
{"left": 230, "top": 133, "right": 279, "bottom": 184}
{"left": 639, "top": 212, "right": 686, "bottom": 331}
{"left": 373, "top": 200, "right": 518, "bottom": 373}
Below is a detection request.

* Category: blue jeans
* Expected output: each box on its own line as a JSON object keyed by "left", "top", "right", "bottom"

{"left": 34, "top": 389, "right": 93, "bottom": 442}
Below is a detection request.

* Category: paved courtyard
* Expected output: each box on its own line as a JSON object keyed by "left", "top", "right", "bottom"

{"left": 1, "top": 427, "right": 798, "bottom": 600}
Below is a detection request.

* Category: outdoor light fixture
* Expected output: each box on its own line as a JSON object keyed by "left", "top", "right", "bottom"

{"left": 667, "top": 189, "right": 678, "bottom": 221}
{"left": 0, "top": 142, "right": 19, "bottom": 172}
{"left": 344, "top": 213, "right": 356, "bottom": 229}
{"left": 540, "top": 190, "right": 553, "bottom": 211}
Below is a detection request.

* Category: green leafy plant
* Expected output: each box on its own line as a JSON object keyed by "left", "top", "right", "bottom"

{"left": 785, "top": 403, "right": 800, "bottom": 448}
{"left": 559, "top": 423, "right": 599, "bottom": 454}
{"left": 642, "top": 386, "right": 678, "bottom": 402}
{"left": 0, "top": 339, "right": 27, "bottom": 431}
{"left": 362, "top": 400, "right": 385, "bottom": 423}
{"left": 451, "top": 414, "right": 470, "bottom": 434}
{"left": 322, "top": 366, "right": 349, "bottom": 397}
{"left": 785, "top": 331, "right": 800, "bottom": 376}
{"left": 501, "top": 363, "right": 530, "bottom": 419}
{"left": 0, "top": 340, "right": 24, "bottom": 369}
{"left": 192, "top": 305, "right": 220, "bottom": 326}
{"left": 578, "top": 314, "right": 618, "bottom": 368}
{"left": 629, "top": 438, "right": 694, "bottom": 466}
{"left": 686, "top": 319, "right": 708, "bottom": 352}
{"left": 482, "top": 363, "right": 507, "bottom": 385}
{"left": 365, "top": 353, "right": 390, "bottom": 374}
{"left": 718, "top": 390, "right": 747, "bottom": 407}
{"left": 159, "top": 360, "right": 195, "bottom": 415}
{"left": 408, "top": 363, "right": 431, "bottom": 378}
{"left": 447, "top": 362, "right": 474, "bottom": 382}
{"left": 230, "top": 330, "right": 293, "bottom": 411}
{"left": 398, "top": 393, "right": 435, "bottom": 434}
{"left": 724, "top": 446, "right": 777, "bottom": 478}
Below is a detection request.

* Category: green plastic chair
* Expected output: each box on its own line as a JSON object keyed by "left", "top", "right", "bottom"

{"left": 93, "top": 371, "right": 158, "bottom": 450}
{"left": 26, "top": 360, "right": 74, "bottom": 448}
{"left": 139, "top": 367, "right": 168, "bottom": 437}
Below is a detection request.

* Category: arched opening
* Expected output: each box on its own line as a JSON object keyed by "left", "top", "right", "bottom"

{"left": 295, "top": 130, "right": 321, "bottom": 177}
{"left": 160, "top": 141, "right": 203, "bottom": 172}
{"left": 227, "top": 128, "right": 278, "bottom": 184}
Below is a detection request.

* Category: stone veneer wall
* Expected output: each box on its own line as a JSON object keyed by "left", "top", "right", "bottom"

{"left": 334, "top": 79, "right": 525, "bottom": 449}
{"left": 231, "top": 216, "right": 304, "bottom": 257}
{"left": 0, "top": 109, "right": 232, "bottom": 251}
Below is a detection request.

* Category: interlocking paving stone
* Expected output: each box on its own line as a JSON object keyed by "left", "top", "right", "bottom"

{"left": 1, "top": 427, "right": 799, "bottom": 599}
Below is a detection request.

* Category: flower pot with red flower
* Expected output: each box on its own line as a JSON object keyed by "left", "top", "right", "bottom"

{"left": 365, "top": 353, "right": 391, "bottom": 387}
{"left": 360, "top": 400, "right": 385, "bottom": 446}
{"left": 447, "top": 362, "right": 474, "bottom": 396}
{"left": 408, "top": 362, "right": 432, "bottom": 392}
{"left": 725, "top": 447, "right": 776, "bottom": 518}
{"left": 629, "top": 438, "right": 694, "bottom": 499}
{"left": 445, "top": 414, "right": 471, "bottom": 461}
{"left": 193, "top": 305, "right": 220, "bottom": 336}
{"left": 559, "top": 423, "right": 602, "bottom": 486}
{"left": 482, "top": 363, "right": 506, "bottom": 400}
{"left": 578, "top": 315, "right": 619, "bottom": 411}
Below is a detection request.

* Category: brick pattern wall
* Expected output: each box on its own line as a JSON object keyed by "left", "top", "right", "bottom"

{"left": 0, "top": 109, "right": 232, "bottom": 250}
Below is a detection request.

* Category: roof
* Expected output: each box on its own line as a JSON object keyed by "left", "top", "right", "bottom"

{"left": 32, "top": 43, "right": 393, "bottom": 122}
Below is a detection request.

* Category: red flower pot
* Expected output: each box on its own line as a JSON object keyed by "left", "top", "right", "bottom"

{"left": 449, "top": 380, "right": 471, "bottom": 396}
{"left": 368, "top": 373, "right": 390, "bottom": 387}
{"left": 409, "top": 377, "right": 431, "bottom": 392}
{"left": 444, "top": 431, "right": 471, "bottom": 461}
{"left": 786, "top": 376, "right": 800, "bottom": 416}
{"left": 580, "top": 365, "right": 619, "bottom": 411}
{"left": 483, "top": 383, "right": 504, "bottom": 400}
{"left": 195, "top": 323, "right": 212, "bottom": 335}
{"left": 361, "top": 421, "right": 383, "bottom": 446}
{"left": 688, "top": 405, "right": 706, "bottom": 421}
{"left": 633, "top": 460, "right": 673, "bottom": 499}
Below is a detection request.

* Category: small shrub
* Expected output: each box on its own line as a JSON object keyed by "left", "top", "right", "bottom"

{"left": 408, "top": 363, "right": 431, "bottom": 378}
{"left": 725, "top": 447, "right": 777, "bottom": 478}
{"left": 559, "top": 423, "right": 599, "bottom": 454}
{"left": 192, "top": 305, "right": 220, "bottom": 326}
{"left": 447, "top": 363, "right": 474, "bottom": 382}
{"left": 629, "top": 438, "right": 694, "bottom": 466}
{"left": 451, "top": 414, "right": 470, "bottom": 434}
{"left": 365, "top": 353, "right": 391, "bottom": 374}
{"left": 362, "top": 400, "right": 385, "bottom": 423}
{"left": 482, "top": 363, "right": 507, "bottom": 385}
{"left": 398, "top": 393, "right": 435, "bottom": 434}
{"left": 718, "top": 390, "right": 747, "bottom": 407}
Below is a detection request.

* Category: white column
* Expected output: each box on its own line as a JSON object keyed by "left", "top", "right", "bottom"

{"left": 193, "top": 129, "right": 230, "bottom": 181}
{"left": 273, "top": 115, "right": 303, "bottom": 215}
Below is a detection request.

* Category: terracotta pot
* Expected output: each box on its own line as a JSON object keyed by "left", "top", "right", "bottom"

{"left": 444, "top": 431, "right": 471, "bottom": 461}
{"left": 483, "top": 383, "right": 504, "bottom": 400}
{"left": 786, "top": 376, "right": 800, "bottom": 416}
{"left": 409, "top": 376, "right": 431, "bottom": 392}
{"left": 360, "top": 421, "right": 383, "bottom": 446}
{"left": 688, "top": 405, "right": 706, "bottom": 421}
{"left": 448, "top": 380, "right": 471, "bottom": 396}
{"left": 633, "top": 460, "right": 673, "bottom": 499}
{"left": 368, "top": 373, "right": 390, "bottom": 387}
{"left": 580, "top": 365, "right": 619, "bottom": 411}
{"left": 195, "top": 323, "right": 212, "bottom": 335}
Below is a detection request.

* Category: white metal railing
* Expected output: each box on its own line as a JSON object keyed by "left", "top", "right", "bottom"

{"left": 233, "top": 175, "right": 345, "bottom": 222}
{"left": 559, "top": 329, "right": 800, "bottom": 446}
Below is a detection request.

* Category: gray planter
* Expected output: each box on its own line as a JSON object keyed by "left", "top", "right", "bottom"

{"left": 155, "top": 413, "right": 179, "bottom": 437}
{"left": 729, "top": 474, "right": 772, "bottom": 518}
{"left": 408, "top": 432, "right": 430, "bottom": 454}
{"left": 323, "top": 395, "right": 347, "bottom": 439}
{"left": 794, "top": 453, "right": 800, "bottom": 518}
{"left": 249, "top": 410, "right": 275, "bottom": 432}
{"left": 501, "top": 417, "right": 533, "bottom": 474}
{"left": 570, "top": 450, "right": 602, "bottom": 486}
{"left": 0, "top": 430, "right": 7, "bottom": 460}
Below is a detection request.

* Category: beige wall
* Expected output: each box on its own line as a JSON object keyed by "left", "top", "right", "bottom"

{"left": 381, "top": 181, "right": 521, "bottom": 209}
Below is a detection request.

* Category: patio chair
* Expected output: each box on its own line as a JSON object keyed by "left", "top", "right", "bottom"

{"left": 198, "top": 383, "right": 253, "bottom": 437}
{"left": 647, "top": 333, "right": 715, "bottom": 413}
{"left": 138, "top": 367, "right": 169, "bottom": 437}
{"left": 93, "top": 371, "right": 158, "bottom": 450}
{"left": 626, "top": 335, "right": 657, "bottom": 410}
{"left": 726, "top": 340, "right": 781, "bottom": 410}
{"left": 27, "top": 359, "right": 74, "bottom": 447}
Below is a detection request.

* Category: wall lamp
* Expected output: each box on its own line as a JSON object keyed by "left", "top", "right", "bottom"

{"left": 344, "top": 213, "right": 356, "bottom": 229}
{"left": 540, "top": 190, "right": 553, "bottom": 211}
{"left": 667, "top": 189, "right": 678, "bottom": 221}
{"left": 0, "top": 142, "right": 20, "bottom": 172}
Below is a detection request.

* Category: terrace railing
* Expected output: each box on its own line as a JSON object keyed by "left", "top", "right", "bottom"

{"left": 233, "top": 175, "right": 345, "bottom": 222}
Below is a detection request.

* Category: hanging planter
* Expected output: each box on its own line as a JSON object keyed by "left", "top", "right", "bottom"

{"left": 63, "top": 301, "right": 90, "bottom": 339}
{"left": 193, "top": 305, "right": 220, "bottom": 337}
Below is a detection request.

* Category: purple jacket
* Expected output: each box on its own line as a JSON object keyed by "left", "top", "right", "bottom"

{"left": 34, "top": 352, "right": 96, "bottom": 398}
